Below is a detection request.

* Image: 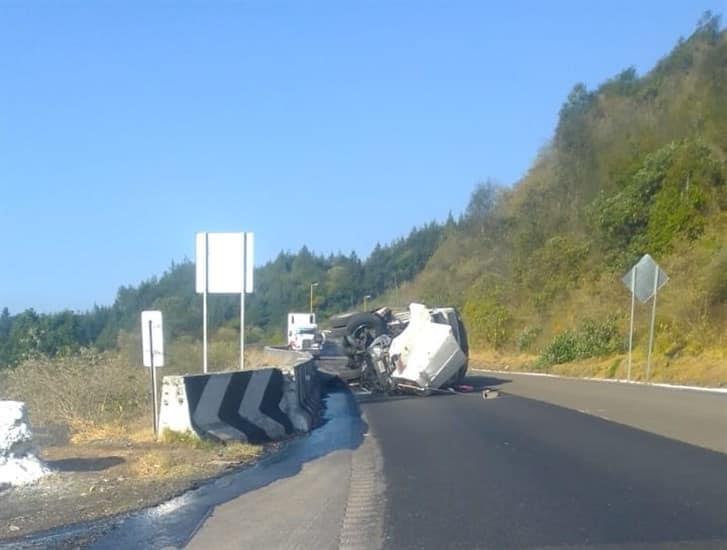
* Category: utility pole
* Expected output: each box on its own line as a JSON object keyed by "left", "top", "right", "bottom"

{"left": 310, "top": 282, "right": 319, "bottom": 313}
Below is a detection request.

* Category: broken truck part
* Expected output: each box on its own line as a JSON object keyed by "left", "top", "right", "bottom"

{"left": 329, "top": 303, "right": 469, "bottom": 394}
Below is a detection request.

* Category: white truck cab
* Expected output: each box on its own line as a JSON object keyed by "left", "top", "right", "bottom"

{"left": 287, "top": 312, "right": 324, "bottom": 355}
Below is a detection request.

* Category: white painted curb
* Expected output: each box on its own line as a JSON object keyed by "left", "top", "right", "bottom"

{"left": 472, "top": 368, "right": 727, "bottom": 395}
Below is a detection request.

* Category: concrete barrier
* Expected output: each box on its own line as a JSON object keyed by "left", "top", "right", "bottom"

{"left": 159, "top": 356, "right": 323, "bottom": 443}
{"left": 265, "top": 346, "right": 322, "bottom": 430}
{"left": 159, "top": 368, "right": 294, "bottom": 443}
{"left": 295, "top": 360, "right": 321, "bottom": 422}
{"left": 0, "top": 401, "right": 48, "bottom": 489}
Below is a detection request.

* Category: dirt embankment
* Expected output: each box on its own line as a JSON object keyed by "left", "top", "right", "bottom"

{"left": 0, "top": 346, "right": 285, "bottom": 542}
{"left": 0, "top": 422, "right": 269, "bottom": 541}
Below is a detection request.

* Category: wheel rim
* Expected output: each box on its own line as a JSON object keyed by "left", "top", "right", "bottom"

{"left": 350, "top": 323, "right": 374, "bottom": 351}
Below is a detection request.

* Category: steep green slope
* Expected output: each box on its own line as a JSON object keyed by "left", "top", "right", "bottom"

{"left": 408, "top": 16, "right": 727, "bottom": 383}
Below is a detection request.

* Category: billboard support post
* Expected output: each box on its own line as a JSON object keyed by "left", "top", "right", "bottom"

{"left": 243, "top": 232, "right": 254, "bottom": 369}
{"left": 203, "top": 232, "right": 209, "bottom": 374}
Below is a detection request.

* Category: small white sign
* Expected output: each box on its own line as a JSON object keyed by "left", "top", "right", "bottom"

{"left": 141, "top": 310, "right": 164, "bottom": 367}
{"left": 195, "top": 232, "right": 255, "bottom": 294}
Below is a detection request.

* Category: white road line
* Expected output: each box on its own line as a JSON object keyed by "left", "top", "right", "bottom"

{"left": 472, "top": 368, "right": 727, "bottom": 394}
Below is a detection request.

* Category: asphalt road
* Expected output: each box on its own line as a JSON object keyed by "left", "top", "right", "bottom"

{"left": 361, "top": 373, "right": 727, "bottom": 549}
{"left": 181, "top": 370, "right": 727, "bottom": 549}
{"left": 472, "top": 370, "right": 727, "bottom": 453}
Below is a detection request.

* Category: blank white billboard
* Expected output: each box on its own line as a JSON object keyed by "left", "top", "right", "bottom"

{"left": 195, "top": 232, "right": 254, "bottom": 294}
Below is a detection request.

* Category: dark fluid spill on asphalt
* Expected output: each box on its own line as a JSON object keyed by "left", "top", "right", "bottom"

{"left": 5, "top": 383, "right": 364, "bottom": 550}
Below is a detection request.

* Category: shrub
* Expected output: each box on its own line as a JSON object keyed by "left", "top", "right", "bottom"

{"left": 540, "top": 318, "right": 622, "bottom": 367}
{"left": 703, "top": 247, "right": 727, "bottom": 307}
{"left": 0, "top": 348, "right": 148, "bottom": 432}
{"left": 462, "top": 286, "right": 513, "bottom": 349}
{"left": 540, "top": 330, "right": 580, "bottom": 365}
{"left": 516, "top": 326, "right": 541, "bottom": 351}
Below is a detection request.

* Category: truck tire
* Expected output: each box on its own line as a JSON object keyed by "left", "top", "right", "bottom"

{"left": 330, "top": 313, "right": 356, "bottom": 329}
{"left": 456, "top": 316, "right": 469, "bottom": 356}
{"left": 343, "top": 312, "right": 387, "bottom": 353}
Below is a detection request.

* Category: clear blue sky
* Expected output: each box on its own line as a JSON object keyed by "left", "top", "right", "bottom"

{"left": 1, "top": 1, "right": 724, "bottom": 313}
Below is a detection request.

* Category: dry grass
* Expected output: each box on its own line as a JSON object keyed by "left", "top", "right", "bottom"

{"left": 69, "top": 418, "right": 154, "bottom": 445}
{"left": 0, "top": 344, "right": 267, "bottom": 487}
{"left": 471, "top": 347, "right": 727, "bottom": 387}
{"left": 469, "top": 349, "right": 538, "bottom": 372}
{"left": 128, "top": 439, "right": 261, "bottom": 480}
{"left": 1, "top": 349, "right": 148, "bottom": 432}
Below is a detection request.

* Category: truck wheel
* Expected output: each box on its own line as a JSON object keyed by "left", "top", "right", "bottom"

{"left": 343, "top": 313, "right": 387, "bottom": 353}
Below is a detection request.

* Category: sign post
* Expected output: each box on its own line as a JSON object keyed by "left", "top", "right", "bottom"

{"left": 196, "top": 232, "right": 255, "bottom": 373}
{"left": 646, "top": 265, "right": 660, "bottom": 381}
{"left": 627, "top": 267, "right": 637, "bottom": 381}
{"left": 621, "top": 254, "right": 668, "bottom": 383}
{"left": 141, "top": 310, "right": 164, "bottom": 436}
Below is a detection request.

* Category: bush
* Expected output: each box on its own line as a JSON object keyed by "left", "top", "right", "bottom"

{"left": 516, "top": 326, "right": 541, "bottom": 351}
{"left": 703, "top": 247, "right": 727, "bottom": 307}
{"left": 0, "top": 348, "right": 148, "bottom": 432}
{"left": 540, "top": 330, "right": 580, "bottom": 365}
{"left": 462, "top": 286, "right": 513, "bottom": 349}
{"left": 590, "top": 139, "right": 726, "bottom": 264}
{"left": 540, "top": 318, "right": 622, "bottom": 366}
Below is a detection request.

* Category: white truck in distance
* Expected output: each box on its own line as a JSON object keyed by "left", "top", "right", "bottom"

{"left": 287, "top": 312, "right": 324, "bottom": 356}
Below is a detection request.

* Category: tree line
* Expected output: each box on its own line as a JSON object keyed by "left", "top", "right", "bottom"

{"left": 0, "top": 221, "right": 447, "bottom": 367}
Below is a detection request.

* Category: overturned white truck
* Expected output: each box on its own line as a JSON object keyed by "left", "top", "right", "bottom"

{"left": 329, "top": 303, "right": 469, "bottom": 394}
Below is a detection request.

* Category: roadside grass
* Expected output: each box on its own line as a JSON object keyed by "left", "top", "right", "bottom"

{"left": 0, "top": 331, "right": 276, "bottom": 442}
{"left": 1, "top": 349, "right": 148, "bottom": 432}
{"left": 0, "top": 337, "right": 272, "bottom": 538}
{"left": 0, "top": 342, "right": 267, "bottom": 484}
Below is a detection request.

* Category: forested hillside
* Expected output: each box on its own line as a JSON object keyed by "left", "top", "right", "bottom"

{"left": 0, "top": 221, "right": 445, "bottom": 367}
{"left": 404, "top": 14, "right": 727, "bottom": 383}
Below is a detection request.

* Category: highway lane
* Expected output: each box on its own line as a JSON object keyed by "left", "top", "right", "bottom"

{"left": 472, "top": 370, "right": 727, "bottom": 453}
{"left": 181, "top": 369, "right": 727, "bottom": 549}
{"left": 181, "top": 367, "right": 727, "bottom": 549}
{"left": 360, "top": 373, "right": 727, "bottom": 549}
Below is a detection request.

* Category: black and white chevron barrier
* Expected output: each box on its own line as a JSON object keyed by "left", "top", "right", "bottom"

{"left": 185, "top": 368, "right": 294, "bottom": 443}
{"left": 159, "top": 368, "right": 295, "bottom": 443}
{"left": 158, "top": 358, "right": 323, "bottom": 443}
